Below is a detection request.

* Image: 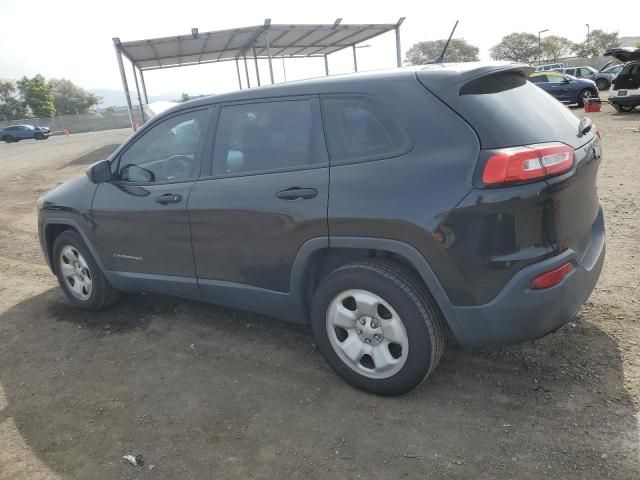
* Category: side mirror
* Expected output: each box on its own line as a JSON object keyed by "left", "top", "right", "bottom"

{"left": 119, "top": 164, "right": 155, "bottom": 183}
{"left": 86, "top": 159, "right": 112, "bottom": 183}
{"left": 563, "top": 78, "right": 571, "bottom": 84}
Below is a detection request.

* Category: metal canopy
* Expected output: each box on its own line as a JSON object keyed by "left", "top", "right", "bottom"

{"left": 113, "top": 18, "right": 405, "bottom": 130}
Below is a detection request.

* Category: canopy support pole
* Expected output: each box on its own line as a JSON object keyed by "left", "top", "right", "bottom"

{"left": 395, "top": 17, "right": 405, "bottom": 68}
{"left": 352, "top": 45, "right": 358, "bottom": 72}
{"left": 324, "top": 54, "right": 329, "bottom": 76}
{"left": 113, "top": 38, "right": 135, "bottom": 131}
{"left": 243, "top": 53, "right": 251, "bottom": 88}
{"left": 132, "top": 64, "right": 146, "bottom": 124}
{"left": 139, "top": 67, "right": 149, "bottom": 104}
{"left": 265, "top": 29, "right": 274, "bottom": 84}
{"left": 235, "top": 58, "right": 243, "bottom": 90}
{"left": 252, "top": 44, "right": 261, "bottom": 86}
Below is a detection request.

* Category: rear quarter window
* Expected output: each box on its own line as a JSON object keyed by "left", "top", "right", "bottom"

{"left": 321, "top": 97, "right": 412, "bottom": 163}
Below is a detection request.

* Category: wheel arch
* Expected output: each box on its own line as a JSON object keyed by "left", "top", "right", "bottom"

{"left": 42, "top": 218, "right": 106, "bottom": 275}
{"left": 291, "top": 237, "right": 462, "bottom": 337}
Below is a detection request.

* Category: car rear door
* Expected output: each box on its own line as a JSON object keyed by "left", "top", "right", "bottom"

{"left": 188, "top": 97, "right": 329, "bottom": 298}
{"left": 91, "top": 107, "right": 212, "bottom": 294}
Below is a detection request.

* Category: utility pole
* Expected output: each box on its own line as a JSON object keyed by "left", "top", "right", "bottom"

{"left": 538, "top": 29, "right": 549, "bottom": 64}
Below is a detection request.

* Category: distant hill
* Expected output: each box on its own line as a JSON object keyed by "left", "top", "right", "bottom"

{"left": 90, "top": 89, "right": 191, "bottom": 107}
{"left": 619, "top": 36, "right": 640, "bottom": 48}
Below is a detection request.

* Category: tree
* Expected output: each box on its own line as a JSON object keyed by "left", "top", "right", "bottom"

{"left": 17, "top": 75, "right": 55, "bottom": 117}
{"left": 490, "top": 33, "right": 539, "bottom": 63}
{"left": 575, "top": 30, "right": 620, "bottom": 57}
{"left": 180, "top": 93, "right": 190, "bottom": 102}
{"left": 405, "top": 38, "right": 480, "bottom": 64}
{"left": 540, "top": 35, "right": 575, "bottom": 61}
{"left": 48, "top": 78, "right": 100, "bottom": 115}
{"left": 0, "top": 80, "right": 28, "bottom": 121}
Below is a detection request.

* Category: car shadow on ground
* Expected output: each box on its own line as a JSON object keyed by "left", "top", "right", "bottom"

{"left": 0, "top": 289, "right": 638, "bottom": 479}
{"left": 59, "top": 144, "right": 122, "bottom": 169}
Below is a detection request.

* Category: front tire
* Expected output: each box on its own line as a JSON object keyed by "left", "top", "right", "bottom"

{"left": 34, "top": 133, "right": 44, "bottom": 140}
{"left": 311, "top": 260, "right": 446, "bottom": 396}
{"left": 3, "top": 135, "right": 14, "bottom": 143}
{"left": 596, "top": 79, "right": 609, "bottom": 90}
{"left": 53, "top": 230, "right": 119, "bottom": 310}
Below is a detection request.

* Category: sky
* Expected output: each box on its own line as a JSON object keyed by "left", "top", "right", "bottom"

{"left": 0, "top": 0, "right": 636, "bottom": 99}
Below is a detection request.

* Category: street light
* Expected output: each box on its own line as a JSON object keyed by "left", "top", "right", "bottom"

{"left": 585, "top": 24, "right": 590, "bottom": 56}
{"left": 538, "top": 29, "right": 549, "bottom": 64}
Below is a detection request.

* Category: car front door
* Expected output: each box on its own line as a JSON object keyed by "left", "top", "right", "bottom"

{"left": 91, "top": 108, "right": 212, "bottom": 294}
{"left": 547, "top": 74, "right": 571, "bottom": 101}
{"left": 17, "top": 126, "right": 31, "bottom": 139}
{"left": 188, "top": 97, "right": 329, "bottom": 301}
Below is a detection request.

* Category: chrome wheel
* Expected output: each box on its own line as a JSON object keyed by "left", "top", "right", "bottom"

{"left": 326, "top": 289, "right": 409, "bottom": 379}
{"left": 59, "top": 245, "right": 92, "bottom": 300}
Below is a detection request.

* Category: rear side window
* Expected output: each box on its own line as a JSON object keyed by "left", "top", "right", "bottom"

{"left": 211, "top": 99, "right": 326, "bottom": 176}
{"left": 529, "top": 75, "right": 547, "bottom": 83}
{"left": 457, "top": 71, "right": 582, "bottom": 149}
{"left": 321, "top": 97, "right": 412, "bottom": 163}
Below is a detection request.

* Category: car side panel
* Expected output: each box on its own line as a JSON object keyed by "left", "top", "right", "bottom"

{"left": 37, "top": 176, "right": 100, "bottom": 270}
{"left": 326, "top": 77, "right": 481, "bottom": 302}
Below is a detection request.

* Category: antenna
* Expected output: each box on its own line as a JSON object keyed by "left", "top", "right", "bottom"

{"left": 435, "top": 20, "right": 459, "bottom": 63}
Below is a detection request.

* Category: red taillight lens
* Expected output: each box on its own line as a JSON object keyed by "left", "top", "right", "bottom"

{"left": 530, "top": 262, "right": 573, "bottom": 290}
{"left": 482, "top": 143, "right": 574, "bottom": 186}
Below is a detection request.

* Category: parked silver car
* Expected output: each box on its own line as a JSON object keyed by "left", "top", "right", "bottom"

{"left": 594, "top": 64, "right": 624, "bottom": 91}
{"left": 553, "top": 66, "right": 598, "bottom": 80}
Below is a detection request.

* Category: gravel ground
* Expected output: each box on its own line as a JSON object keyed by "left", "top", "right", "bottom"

{"left": 0, "top": 104, "right": 638, "bottom": 479}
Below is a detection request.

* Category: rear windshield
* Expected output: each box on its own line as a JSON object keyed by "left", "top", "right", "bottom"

{"left": 456, "top": 72, "right": 583, "bottom": 149}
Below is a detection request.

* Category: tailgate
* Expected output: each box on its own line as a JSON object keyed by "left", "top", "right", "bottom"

{"left": 545, "top": 136, "right": 602, "bottom": 258}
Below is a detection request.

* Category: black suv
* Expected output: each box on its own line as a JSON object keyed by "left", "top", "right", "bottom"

{"left": 38, "top": 63, "right": 605, "bottom": 395}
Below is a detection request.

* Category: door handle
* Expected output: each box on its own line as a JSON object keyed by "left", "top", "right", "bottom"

{"left": 276, "top": 187, "right": 318, "bottom": 200}
{"left": 155, "top": 193, "right": 183, "bottom": 204}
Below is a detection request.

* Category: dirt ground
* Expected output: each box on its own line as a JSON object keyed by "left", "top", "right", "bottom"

{"left": 0, "top": 104, "right": 639, "bottom": 479}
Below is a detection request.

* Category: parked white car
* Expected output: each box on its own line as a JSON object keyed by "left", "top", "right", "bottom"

{"left": 606, "top": 48, "right": 640, "bottom": 112}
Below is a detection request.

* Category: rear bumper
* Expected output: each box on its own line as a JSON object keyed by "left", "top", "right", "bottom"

{"left": 609, "top": 94, "right": 640, "bottom": 107}
{"left": 448, "top": 208, "right": 605, "bottom": 347}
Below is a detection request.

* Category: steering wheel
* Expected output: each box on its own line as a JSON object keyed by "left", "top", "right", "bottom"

{"left": 162, "top": 155, "right": 192, "bottom": 180}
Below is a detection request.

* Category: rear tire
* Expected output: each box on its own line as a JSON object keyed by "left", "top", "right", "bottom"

{"left": 52, "top": 230, "right": 119, "bottom": 310}
{"left": 596, "top": 78, "right": 609, "bottom": 90}
{"left": 3, "top": 135, "right": 14, "bottom": 143}
{"left": 310, "top": 260, "right": 446, "bottom": 396}
{"left": 577, "top": 89, "right": 595, "bottom": 107}
{"left": 612, "top": 103, "right": 636, "bottom": 112}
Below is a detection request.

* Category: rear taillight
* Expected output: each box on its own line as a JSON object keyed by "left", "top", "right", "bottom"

{"left": 482, "top": 143, "right": 574, "bottom": 186}
{"left": 530, "top": 262, "right": 573, "bottom": 289}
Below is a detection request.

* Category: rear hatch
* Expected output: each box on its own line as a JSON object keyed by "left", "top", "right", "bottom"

{"left": 605, "top": 47, "right": 640, "bottom": 63}
{"left": 417, "top": 65, "right": 602, "bottom": 259}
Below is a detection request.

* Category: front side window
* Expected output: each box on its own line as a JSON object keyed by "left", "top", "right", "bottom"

{"left": 547, "top": 75, "right": 566, "bottom": 84}
{"left": 211, "top": 99, "right": 325, "bottom": 176}
{"left": 321, "top": 97, "right": 412, "bottom": 163}
{"left": 118, "top": 109, "right": 209, "bottom": 183}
